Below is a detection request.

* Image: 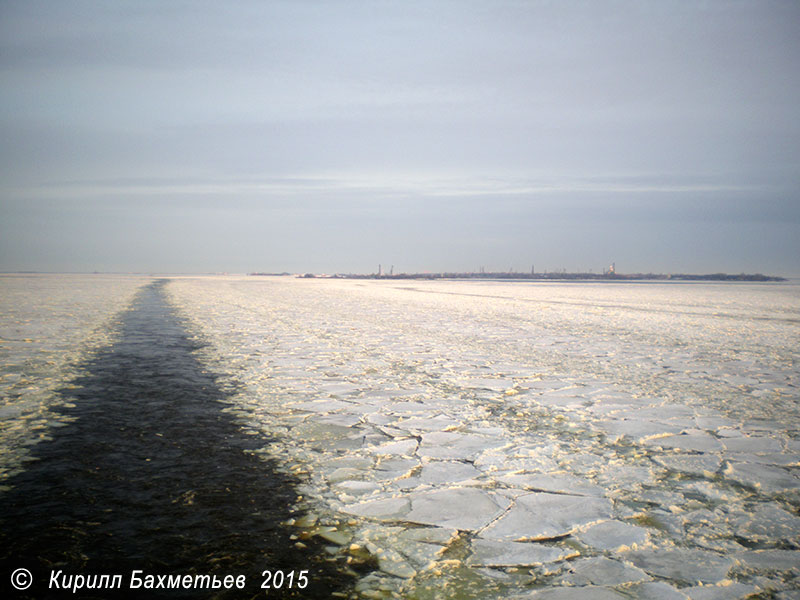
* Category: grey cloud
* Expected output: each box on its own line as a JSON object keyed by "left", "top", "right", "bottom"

{"left": 1, "top": 0, "right": 798, "bottom": 275}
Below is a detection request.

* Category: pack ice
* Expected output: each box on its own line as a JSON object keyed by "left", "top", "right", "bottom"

{"left": 168, "top": 277, "right": 800, "bottom": 598}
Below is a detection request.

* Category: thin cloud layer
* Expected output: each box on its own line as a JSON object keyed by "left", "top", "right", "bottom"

{"left": 1, "top": 1, "right": 798, "bottom": 274}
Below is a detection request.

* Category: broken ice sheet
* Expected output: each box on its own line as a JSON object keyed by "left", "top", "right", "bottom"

{"left": 397, "top": 526, "right": 457, "bottom": 546}
{"left": 636, "top": 509, "right": 685, "bottom": 539}
{"left": 680, "top": 508, "right": 733, "bottom": 537}
{"left": 164, "top": 278, "right": 800, "bottom": 599}
{"left": 597, "top": 418, "right": 683, "bottom": 443}
{"left": 557, "top": 556, "right": 650, "bottom": 586}
{"left": 723, "top": 461, "right": 800, "bottom": 495}
{"left": 344, "top": 487, "right": 510, "bottom": 531}
{"left": 413, "top": 460, "right": 482, "bottom": 485}
{"left": 722, "top": 435, "right": 784, "bottom": 454}
{"left": 466, "top": 539, "right": 576, "bottom": 567}
{"left": 373, "top": 456, "right": 419, "bottom": 481}
{"left": 405, "top": 487, "right": 511, "bottom": 530}
{"left": 459, "top": 377, "right": 512, "bottom": 392}
{"left": 677, "top": 480, "right": 742, "bottom": 503}
{"left": 624, "top": 548, "right": 733, "bottom": 585}
{"left": 521, "top": 586, "right": 628, "bottom": 599}
{"left": 391, "top": 537, "right": 445, "bottom": 570}
{"left": 575, "top": 519, "right": 649, "bottom": 551}
{"left": 290, "top": 421, "right": 363, "bottom": 451}
{"left": 480, "top": 492, "right": 613, "bottom": 541}
{"left": 730, "top": 503, "right": 800, "bottom": 544}
{"left": 496, "top": 473, "right": 605, "bottom": 497}
{"left": 653, "top": 453, "right": 722, "bottom": 477}
{"left": 596, "top": 464, "right": 657, "bottom": 489}
{"left": 694, "top": 414, "right": 740, "bottom": 430}
{"left": 474, "top": 448, "right": 559, "bottom": 474}
{"left": 624, "top": 581, "right": 690, "bottom": 600}
{"left": 385, "top": 400, "right": 449, "bottom": 414}
{"left": 560, "top": 452, "right": 605, "bottom": 474}
{"left": 350, "top": 524, "right": 456, "bottom": 578}
{"left": 418, "top": 431, "right": 507, "bottom": 460}
{"left": 619, "top": 404, "right": 697, "bottom": 421}
{"left": 368, "top": 438, "right": 419, "bottom": 456}
{"left": 327, "top": 467, "right": 367, "bottom": 484}
{"left": 334, "top": 480, "right": 381, "bottom": 496}
{"left": 317, "top": 381, "right": 361, "bottom": 396}
{"left": 343, "top": 496, "right": 411, "bottom": 521}
{"left": 290, "top": 399, "right": 353, "bottom": 413}
{"left": 644, "top": 432, "right": 724, "bottom": 452}
{"left": 683, "top": 583, "right": 759, "bottom": 600}
{"left": 637, "top": 488, "right": 686, "bottom": 507}
{"left": 734, "top": 549, "right": 800, "bottom": 573}
{"left": 316, "top": 413, "right": 363, "bottom": 427}
{"left": 373, "top": 546, "right": 416, "bottom": 579}
{"left": 390, "top": 414, "right": 461, "bottom": 432}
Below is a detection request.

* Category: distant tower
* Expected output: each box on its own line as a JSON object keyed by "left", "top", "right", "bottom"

{"left": 390, "top": 265, "right": 394, "bottom": 276}
{"left": 378, "top": 264, "right": 382, "bottom": 276}
{"left": 608, "top": 262, "right": 616, "bottom": 274}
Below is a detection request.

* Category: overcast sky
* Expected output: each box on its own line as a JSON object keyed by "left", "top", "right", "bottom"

{"left": 1, "top": 1, "right": 798, "bottom": 275}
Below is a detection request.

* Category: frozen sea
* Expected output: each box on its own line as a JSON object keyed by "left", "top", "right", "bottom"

{"left": 2, "top": 274, "right": 799, "bottom": 598}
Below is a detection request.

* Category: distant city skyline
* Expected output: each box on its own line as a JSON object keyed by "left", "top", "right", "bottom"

{"left": 1, "top": 1, "right": 798, "bottom": 276}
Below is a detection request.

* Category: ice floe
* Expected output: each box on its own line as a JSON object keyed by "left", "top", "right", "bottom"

{"left": 654, "top": 454, "right": 722, "bottom": 477}
{"left": 345, "top": 487, "right": 511, "bottom": 532}
{"left": 466, "top": 539, "right": 576, "bottom": 568}
{"left": 729, "top": 503, "right": 800, "bottom": 544}
{"left": 625, "top": 581, "right": 690, "bottom": 599}
{"left": 496, "top": 473, "right": 605, "bottom": 496}
{"left": 522, "top": 586, "right": 628, "bottom": 599}
{"left": 644, "top": 431, "right": 724, "bottom": 452}
{"left": 575, "top": 519, "right": 649, "bottom": 551}
{"left": 417, "top": 431, "right": 506, "bottom": 460}
{"left": 480, "top": 492, "right": 613, "bottom": 541}
{"left": 556, "top": 556, "right": 650, "bottom": 585}
{"left": 724, "top": 462, "right": 800, "bottom": 495}
{"left": 735, "top": 549, "right": 800, "bottom": 573}
{"left": 684, "top": 583, "right": 759, "bottom": 600}
{"left": 624, "top": 548, "right": 733, "bottom": 585}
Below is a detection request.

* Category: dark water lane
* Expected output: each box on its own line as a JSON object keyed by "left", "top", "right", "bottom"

{"left": 0, "top": 280, "right": 354, "bottom": 599}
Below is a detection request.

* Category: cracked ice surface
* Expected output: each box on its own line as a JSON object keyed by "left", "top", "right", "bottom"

{"left": 0, "top": 274, "right": 149, "bottom": 484}
{"left": 168, "top": 276, "right": 800, "bottom": 598}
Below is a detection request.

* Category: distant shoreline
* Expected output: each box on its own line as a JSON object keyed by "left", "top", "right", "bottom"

{"left": 253, "top": 272, "right": 788, "bottom": 282}
{"left": 0, "top": 271, "right": 788, "bottom": 282}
